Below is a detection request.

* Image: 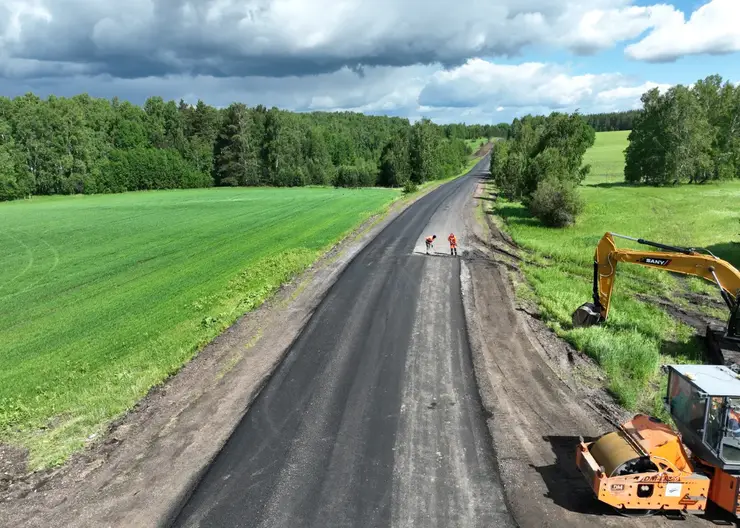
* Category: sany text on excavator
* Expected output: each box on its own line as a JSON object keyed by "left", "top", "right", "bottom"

{"left": 572, "top": 232, "right": 740, "bottom": 365}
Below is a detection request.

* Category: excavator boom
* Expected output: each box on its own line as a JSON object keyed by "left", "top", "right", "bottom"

{"left": 572, "top": 232, "right": 740, "bottom": 344}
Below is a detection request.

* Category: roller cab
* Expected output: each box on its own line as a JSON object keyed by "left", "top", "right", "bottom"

{"left": 577, "top": 364, "right": 740, "bottom": 517}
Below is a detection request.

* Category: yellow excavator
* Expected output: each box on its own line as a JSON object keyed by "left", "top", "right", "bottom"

{"left": 572, "top": 233, "right": 740, "bottom": 517}
{"left": 572, "top": 232, "right": 740, "bottom": 366}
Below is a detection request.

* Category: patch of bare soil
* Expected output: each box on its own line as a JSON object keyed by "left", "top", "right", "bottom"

{"left": 0, "top": 188, "right": 438, "bottom": 528}
{"left": 461, "top": 181, "right": 710, "bottom": 527}
{"left": 474, "top": 141, "right": 494, "bottom": 158}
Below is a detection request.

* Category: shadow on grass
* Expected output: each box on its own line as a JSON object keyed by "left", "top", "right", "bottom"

{"left": 492, "top": 204, "right": 533, "bottom": 221}
{"left": 706, "top": 242, "right": 740, "bottom": 268}
{"left": 586, "top": 181, "right": 635, "bottom": 189}
{"left": 660, "top": 335, "right": 705, "bottom": 363}
{"left": 488, "top": 209, "right": 541, "bottom": 228}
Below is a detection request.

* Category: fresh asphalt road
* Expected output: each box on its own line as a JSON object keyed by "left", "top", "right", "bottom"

{"left": 173, "top": 156, "right": 515, "bottom": 528}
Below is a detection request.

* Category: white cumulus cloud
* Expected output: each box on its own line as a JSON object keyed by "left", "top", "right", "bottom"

{"left": 418, "top": 58, "right": 655, "bottom": 112}
{"left": 0, "top": 0, "right": 675, "bottom": 79}
{"left": 625, "top": 0, "right": 740, "bottom": 62}
{"left": 596, "top": 81, "right": 672, "bottom": 107}
{"left": 0, "top": 58, "right": 668, "bottom": 124}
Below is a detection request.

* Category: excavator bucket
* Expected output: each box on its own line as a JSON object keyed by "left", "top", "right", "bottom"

{"left": 572, "top": 302, "right": 601, "bottom": 328}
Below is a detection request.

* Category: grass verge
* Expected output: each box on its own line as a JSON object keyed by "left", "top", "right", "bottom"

{"left": 489, "top": 131, "right": 739, "bottom": 418}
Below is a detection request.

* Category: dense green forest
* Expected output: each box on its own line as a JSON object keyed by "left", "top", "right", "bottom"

{"left": 0, "top": 93, "right": 508, "bottom": 201}
{"left": 625, "top": 74, "right": 740, "bottom": 185}
{"left": 584, "top": 110, "right": 641, "bottom": 132}
{"left": 489, "top": 112, "right": 595, "bottom": 227}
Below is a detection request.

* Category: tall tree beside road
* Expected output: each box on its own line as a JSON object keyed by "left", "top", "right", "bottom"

{"left": 625, "top": 74, "right": 740, "bottom": 185}
{"left": 490, "top": 111, "right": 594, "bottom": 227}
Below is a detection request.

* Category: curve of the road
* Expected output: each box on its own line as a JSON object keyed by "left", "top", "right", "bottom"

{"left": 172, "top": 156, "right": 516, "bottom": 528}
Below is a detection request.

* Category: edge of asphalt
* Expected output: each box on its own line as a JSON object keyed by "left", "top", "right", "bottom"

{"left": 158, "top": 163, "right": 487, "bottom": 527}
{"left": 0, "top": 156, "right": 489, "bottom": 528}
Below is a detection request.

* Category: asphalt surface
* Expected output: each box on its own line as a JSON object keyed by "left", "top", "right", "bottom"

{"left": 173, "top": 156, "right": 514, "bottom": 528}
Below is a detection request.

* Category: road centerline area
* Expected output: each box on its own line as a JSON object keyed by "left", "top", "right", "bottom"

{"left": 172, "top": 157, "right": 513, "bottom": 528}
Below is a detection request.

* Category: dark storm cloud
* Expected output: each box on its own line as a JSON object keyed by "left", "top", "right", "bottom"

{"left": 1, "top": 0, "right": 661, "bottom": 80}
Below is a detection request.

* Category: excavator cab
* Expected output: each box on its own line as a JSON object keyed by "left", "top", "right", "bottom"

{"left": 665, "top": 364, "right": 740, "bottom": 473}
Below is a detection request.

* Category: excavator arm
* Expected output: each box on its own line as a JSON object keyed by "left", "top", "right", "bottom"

{"left": 572, "top": 232, "right": 740, "bottom": 340}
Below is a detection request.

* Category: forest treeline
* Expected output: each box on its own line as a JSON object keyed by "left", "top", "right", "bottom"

{"left": 625, "top": 74, "right": 740, "bottom": 185}
{"left": 584, "top": 110, "right": 641, "bottom": 132}
{"left": 0, "top": 93, "right": 508, "bottom": 201}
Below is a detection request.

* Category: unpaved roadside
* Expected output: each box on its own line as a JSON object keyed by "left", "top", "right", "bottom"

{"left": 0, "top": 177, "right": 462, "bottom": 528}
{"left": 460, "top": 180, "right": 711, "bottom": 527}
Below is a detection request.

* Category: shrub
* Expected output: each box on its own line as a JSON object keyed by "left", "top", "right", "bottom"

{"left": 529, "top": 177, "right": 585, "bottom": 227}
{"left": 403, "top": 180, "right": 419, "bottom": 194}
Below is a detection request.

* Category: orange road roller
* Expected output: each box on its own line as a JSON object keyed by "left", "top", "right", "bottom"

{"left": 576, "top": 364, "right": 740, "bottom": 518}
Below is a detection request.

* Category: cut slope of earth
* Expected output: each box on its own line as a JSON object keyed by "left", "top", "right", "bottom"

{"left": 464, "top": 178, "right": 713, "bottom": 527}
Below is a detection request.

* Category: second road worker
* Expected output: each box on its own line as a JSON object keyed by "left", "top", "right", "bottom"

{"left": 448, "top": 233, "right": 457, "bottom": 256}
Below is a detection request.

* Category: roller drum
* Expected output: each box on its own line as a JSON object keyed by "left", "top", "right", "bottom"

{"left": 589, "top": 431, "right": 645, "bottom": 477}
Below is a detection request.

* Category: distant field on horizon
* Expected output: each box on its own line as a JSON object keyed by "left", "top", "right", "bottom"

{"left": 0, "top": 186, "right": 399, "bottom": 469}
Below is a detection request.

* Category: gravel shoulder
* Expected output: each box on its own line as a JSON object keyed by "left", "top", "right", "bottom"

{"left": 460, "top": 179, "right": 711, "bottom": 527}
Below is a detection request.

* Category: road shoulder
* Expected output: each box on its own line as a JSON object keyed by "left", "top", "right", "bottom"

{"left": 459, "top": 180, "right": 705, "bottom": 527}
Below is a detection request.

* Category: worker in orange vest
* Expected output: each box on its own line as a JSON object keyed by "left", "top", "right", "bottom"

{"left": 425, "top": 234, "right": 436, "bottom": 254}
{"left": 448, "top": 232, "right": 457, "bottom": 256}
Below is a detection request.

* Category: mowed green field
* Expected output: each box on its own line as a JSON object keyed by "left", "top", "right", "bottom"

{"left": 0, "top": 186, "right": 399, "bottom": 468}
{"left": 465, "top": 137, "right": 492, "bottom": 152}
{"left": 582, "top": 130, "right": 630, "bottom": 185}
{"left": 493, "top": 131, "right": 740, "bottom": 416}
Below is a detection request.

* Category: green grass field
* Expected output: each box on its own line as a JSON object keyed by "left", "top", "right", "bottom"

{"left": 0, "top": 186, "right": 400, "bottom": 469}
{"left": 582, "top": 130, "right": 629, "bottom": 185}
{"left": 492, "top": 131, "right": 739, "bottom": 416}
{"left": 465, "top": 137, "right": 491, "bottom": 153}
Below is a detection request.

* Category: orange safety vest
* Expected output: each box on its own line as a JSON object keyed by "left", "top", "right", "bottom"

{"left": 448, "top": 234, "right": 457, "bottom": 247}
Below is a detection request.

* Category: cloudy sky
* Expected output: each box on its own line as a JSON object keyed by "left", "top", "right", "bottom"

{"left": 1, "top": 0, "right": 739, "bottom": 124}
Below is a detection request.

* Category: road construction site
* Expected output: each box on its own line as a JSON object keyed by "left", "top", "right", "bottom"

{"left": 3, "top": 155, "right": 736, "bottom": 527}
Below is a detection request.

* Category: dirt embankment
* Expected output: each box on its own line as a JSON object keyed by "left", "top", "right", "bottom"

{"left": 473, "top": 141, "right": 494, "bottom": 158}
{"left": 0, "top": 183, "right": 447, "bottom": 528}
{"left": 460, "top": 180, "right": 711, "bottom": 527}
